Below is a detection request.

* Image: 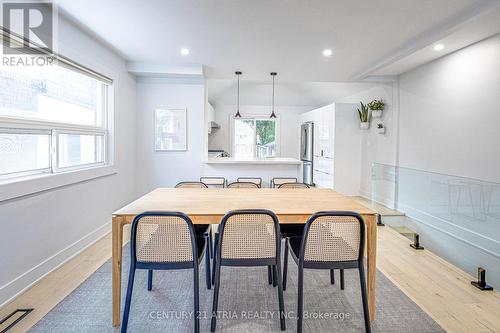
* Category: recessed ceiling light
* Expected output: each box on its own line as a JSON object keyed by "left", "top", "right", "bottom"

{"left": 180, "top": 48, "right": 190, "bottom": 55}
{"left": 322, "top": 49, "right": 333, "bottom": 57}
{"left": 433, "top": 44, "right": 444, "bottom": 52}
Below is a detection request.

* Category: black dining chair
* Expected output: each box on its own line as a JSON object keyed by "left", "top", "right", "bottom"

{"left": 237, "top": 177, "right": 262, "bottom": 187}
{"left": 200, "top": 176, "right": 226, "bottom": 188}
{"left": 175, "top": 181, "right": 213, "bottom": 258}
{"left": 278, "top": 182, "right": 310, "bottom": 189}
{"left": 210, "top": 209, "right": 286, "bottom": 332}
{"left": 227, "top": 181, "right": 259, "bottom": 188}
{"left": 121, "top": 212, "right": 211, "bottom": 333}
{"left": 175, "top": 181, "right": 208, "bottom": 188}
{"left": 271, "top": 177, "right": 298, "bottom": 188}
{"left": 285, "top": 211, "right": 371, "bottom": 333}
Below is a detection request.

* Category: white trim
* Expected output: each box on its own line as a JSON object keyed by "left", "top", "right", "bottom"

{"left": 0, "top": 165, "right": 116, "bottom": 202}
{"left": 0, "top": 221, "right": 112, "bottom": 308}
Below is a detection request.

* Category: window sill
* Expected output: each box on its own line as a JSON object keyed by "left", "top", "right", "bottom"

{"left": 0, "top": 165, "right": 117, "bottom": 202}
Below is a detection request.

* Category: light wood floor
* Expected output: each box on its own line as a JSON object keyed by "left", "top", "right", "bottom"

{"left": 1, "top": 219, "right": 500, "bottom": 332}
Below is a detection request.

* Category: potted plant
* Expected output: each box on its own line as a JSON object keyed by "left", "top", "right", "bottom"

{"left": 376, "top": 122, "right": 385, "bottom": 134}
{"left": 368, "top": 99, "right": 385, "bottom": 118}
{"left": 357, "top": 102, "right": 370, "bottom": 129}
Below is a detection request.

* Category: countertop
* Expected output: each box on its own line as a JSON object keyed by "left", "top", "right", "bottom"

{"left": 204, "top": 157, "right": 302, "bottom": 165}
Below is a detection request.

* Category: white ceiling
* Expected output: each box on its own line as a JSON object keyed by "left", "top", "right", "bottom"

{"left": 54, "top": 0, "right": 496, "bottom": 82}
{"left": 208, "top": 79, "right": 377, "bottom": 108}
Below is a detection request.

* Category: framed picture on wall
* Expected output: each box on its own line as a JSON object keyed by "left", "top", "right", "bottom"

{"left": 154, "top": 108, "right": 187, "bottom": 151}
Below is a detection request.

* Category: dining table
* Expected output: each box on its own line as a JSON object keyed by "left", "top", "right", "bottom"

{"left": 111, "top": 187, "right": 377, "bottom": 326}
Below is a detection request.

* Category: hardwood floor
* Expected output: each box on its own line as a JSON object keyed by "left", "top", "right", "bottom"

{"left": 1, "top": 215, "right": 500, "bottom": 332}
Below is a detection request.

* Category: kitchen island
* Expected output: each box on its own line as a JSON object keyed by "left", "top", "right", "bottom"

{"left": 202, "top": 157, "right": 302, "bottom": 187}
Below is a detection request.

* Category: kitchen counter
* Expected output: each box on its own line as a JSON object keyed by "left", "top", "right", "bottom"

{"left": 204, "top": 157, "right": 302, "bottom": 165}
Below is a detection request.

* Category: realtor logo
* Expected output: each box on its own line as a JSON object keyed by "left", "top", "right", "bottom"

{"left": 2, "top": 1, "right": 53, "bottom": 54}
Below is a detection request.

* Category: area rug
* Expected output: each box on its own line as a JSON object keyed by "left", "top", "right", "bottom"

{"left": 30, "top": 244, "right": 444, "bottom": 332}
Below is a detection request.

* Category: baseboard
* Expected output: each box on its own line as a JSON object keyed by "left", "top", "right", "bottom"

{"left": 358, "top": 189, "right": 397, "bottom": 210}
{"left": 0, "top": 221, "right": 111, "bottom": 308}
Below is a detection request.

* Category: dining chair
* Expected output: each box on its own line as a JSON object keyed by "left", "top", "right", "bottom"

{"left": 200, "top": 176, "right": 226, "bottom": 188}
{"left": 285, "top": 211, "right": 371, "bottom": 333}
{"left": 271, "top": 177, "right": 298, "bottom": 188}
{"left": 210, "top": 210, "right": 286, "bottom": 332}
{"left": 237, "top": 177, "right": 262, "bottom": 187}
{"left": 277, "top": 182, "right": 310, "bottom": 290}
{"left": 175, "top": 181, "right": 213, "bottom": 258}
{"left": 175, "top": 181, "right": 208, "bottom": 188}
{"left": 278, "top": 182, "right": 310, "bottom": 189}
{"left": 121, "top": 212, "right": 211, "bottom": 333}
{"left": 227, "top": 181, "right": 259, "bottom": 188}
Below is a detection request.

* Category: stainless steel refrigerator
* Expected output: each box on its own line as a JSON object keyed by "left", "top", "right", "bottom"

{"left": 300, "top": 122, "right": 314, "bottom": 185}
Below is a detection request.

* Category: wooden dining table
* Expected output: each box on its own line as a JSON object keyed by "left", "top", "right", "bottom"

{"left": 111, "top": 188, "right": 377, "bottom": 326}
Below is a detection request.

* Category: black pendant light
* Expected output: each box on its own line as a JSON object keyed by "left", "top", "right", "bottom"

{"left": 270, "top": 72, "right": 277, "bottom": 118}
{"left": 234, "top": 71, "right": 242, "bottom": 118}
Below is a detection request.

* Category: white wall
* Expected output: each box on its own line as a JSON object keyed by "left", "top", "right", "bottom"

{"left": 135, "top": 78, "right": 206, "bottom": 195}
{"left": 336, "top": 83, "right": 399, "bottom": 206}
{"left": 399, "top": 35, "right": 500, "bottom": 182}
{"left": 395, "top": 33, "right": 500, "bottom": 287}
{"left": 209, "top": 104, "right": 312, "bottom": 158}
{"left": 0, "top": 15, "right": 137, "bottom": 305}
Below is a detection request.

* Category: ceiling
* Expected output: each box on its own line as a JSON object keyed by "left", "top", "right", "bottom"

{"left": 208, "top": 80, "right": 377, "bottom": 107}
{"left": 54, "top": 0, "right": 498, "bottom": 82}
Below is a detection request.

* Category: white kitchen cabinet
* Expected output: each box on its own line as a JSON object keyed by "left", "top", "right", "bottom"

{"left": 299, "top": 103, "right": 360, "bottom": 195}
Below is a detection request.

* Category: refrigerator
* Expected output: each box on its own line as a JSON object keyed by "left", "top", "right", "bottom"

{"left": 300, "top": 122, "right": 314, "bottom": 185}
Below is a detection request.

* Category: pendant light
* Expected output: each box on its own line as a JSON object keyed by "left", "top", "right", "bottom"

{"left": 270, "top": 72, "right": 277, "bottom": 118}
{"left": 234, "top": 71, "right": 242, "bottom": 118}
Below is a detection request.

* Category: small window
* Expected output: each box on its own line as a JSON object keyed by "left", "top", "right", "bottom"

{"left": 57, "top": 133, "right": 105, "bottom": 169}
{"left": 233, "top": 118, "right": 277, "bottom": 158}
{"left": 0, "top": 130, "right": 51, "bottom": 179}
{"left": 0, "top": 34, "right": 112, "bottom": 182}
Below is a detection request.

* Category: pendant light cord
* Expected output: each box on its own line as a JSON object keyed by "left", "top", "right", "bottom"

{"left": 270, "top": 72, "right": 277, "bottom": 118}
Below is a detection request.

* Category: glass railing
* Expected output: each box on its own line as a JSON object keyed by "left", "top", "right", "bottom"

{"left": 372, "top": 162, "right": 500, "bottom": 253}
{"left": 370, "top": 162, "right": 397, "bottom": 209}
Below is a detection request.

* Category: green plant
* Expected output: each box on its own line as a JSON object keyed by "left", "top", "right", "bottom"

{"left": 368, "top": 99, "right": 385, "bottom": 111}
{"left": 357, "top": 102, "right": 370, "bottom": 123}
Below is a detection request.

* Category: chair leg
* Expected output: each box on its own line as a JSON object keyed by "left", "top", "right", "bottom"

{"left": 193, "top": 265, "right": 200, "bottom": 333}
{"left": 283, "top": 238, "right": 289, "bottom": 291}
{"left": 330, "top": 269, "right": 335, "bottom": 285}
{"left": 212, "top": 233, "right": 219, "bottom": 285}
{"left": 147, "top": 270, "right": 153, "bottom": 291}
{"left": 208, "top": 227, "right": 213, "bottom": 259}
{"left": 205, "top": 240, "right": 212, "bottom": 290}
{"left": 268, "top": 266, "right": 273, "bottom": 284}
{"left": 121, "top": 265, "right": 136, "bottom": 333}
{"left": 273, "top": 265, "right": 278, "bottom": 287}
{"left": 358, "top": 265, "right": 371, "bottom": 333}
{"left": 210, "top": 261, "right": 222, "bottom": 332}
{"left": 297, "top": 265, "right": 304, "bottom": 333}
{"left": 275, "top": 260, "right": 286, "bottom": 331}
{"left": 340, "top": 269, "right": 345, "bottom": 290}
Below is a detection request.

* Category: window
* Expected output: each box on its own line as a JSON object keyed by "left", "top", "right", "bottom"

{"left": 233, "top": 118, "right": 277, "bottom": 158}
{"left": 0, "top": 49, "right": 112, "bottom": 181}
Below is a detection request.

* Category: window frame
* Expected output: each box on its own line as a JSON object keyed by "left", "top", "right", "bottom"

{"left": 230, "top": 115, "right": 280, "bottom": 158}
{"left": 0, "top": 29, "right": 115, "bottom": 200}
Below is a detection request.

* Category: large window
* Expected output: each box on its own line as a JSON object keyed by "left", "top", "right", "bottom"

{"left": 0, "top": 55, "right": 112, "bottom": 181}
{"left": 233, "top": 118, "right": 277, "bottom": 158}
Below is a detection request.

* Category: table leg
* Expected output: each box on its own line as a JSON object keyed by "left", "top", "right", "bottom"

{"left": 112, "top": 216, "right": 124, "bottom": 327}
{"left": 365, "top": 214, "right": 377, "bottom": 321}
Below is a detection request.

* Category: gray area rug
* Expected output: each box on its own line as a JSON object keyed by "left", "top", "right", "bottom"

{"left": 30, "top": 244, "right": 444, "bottom": 332}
